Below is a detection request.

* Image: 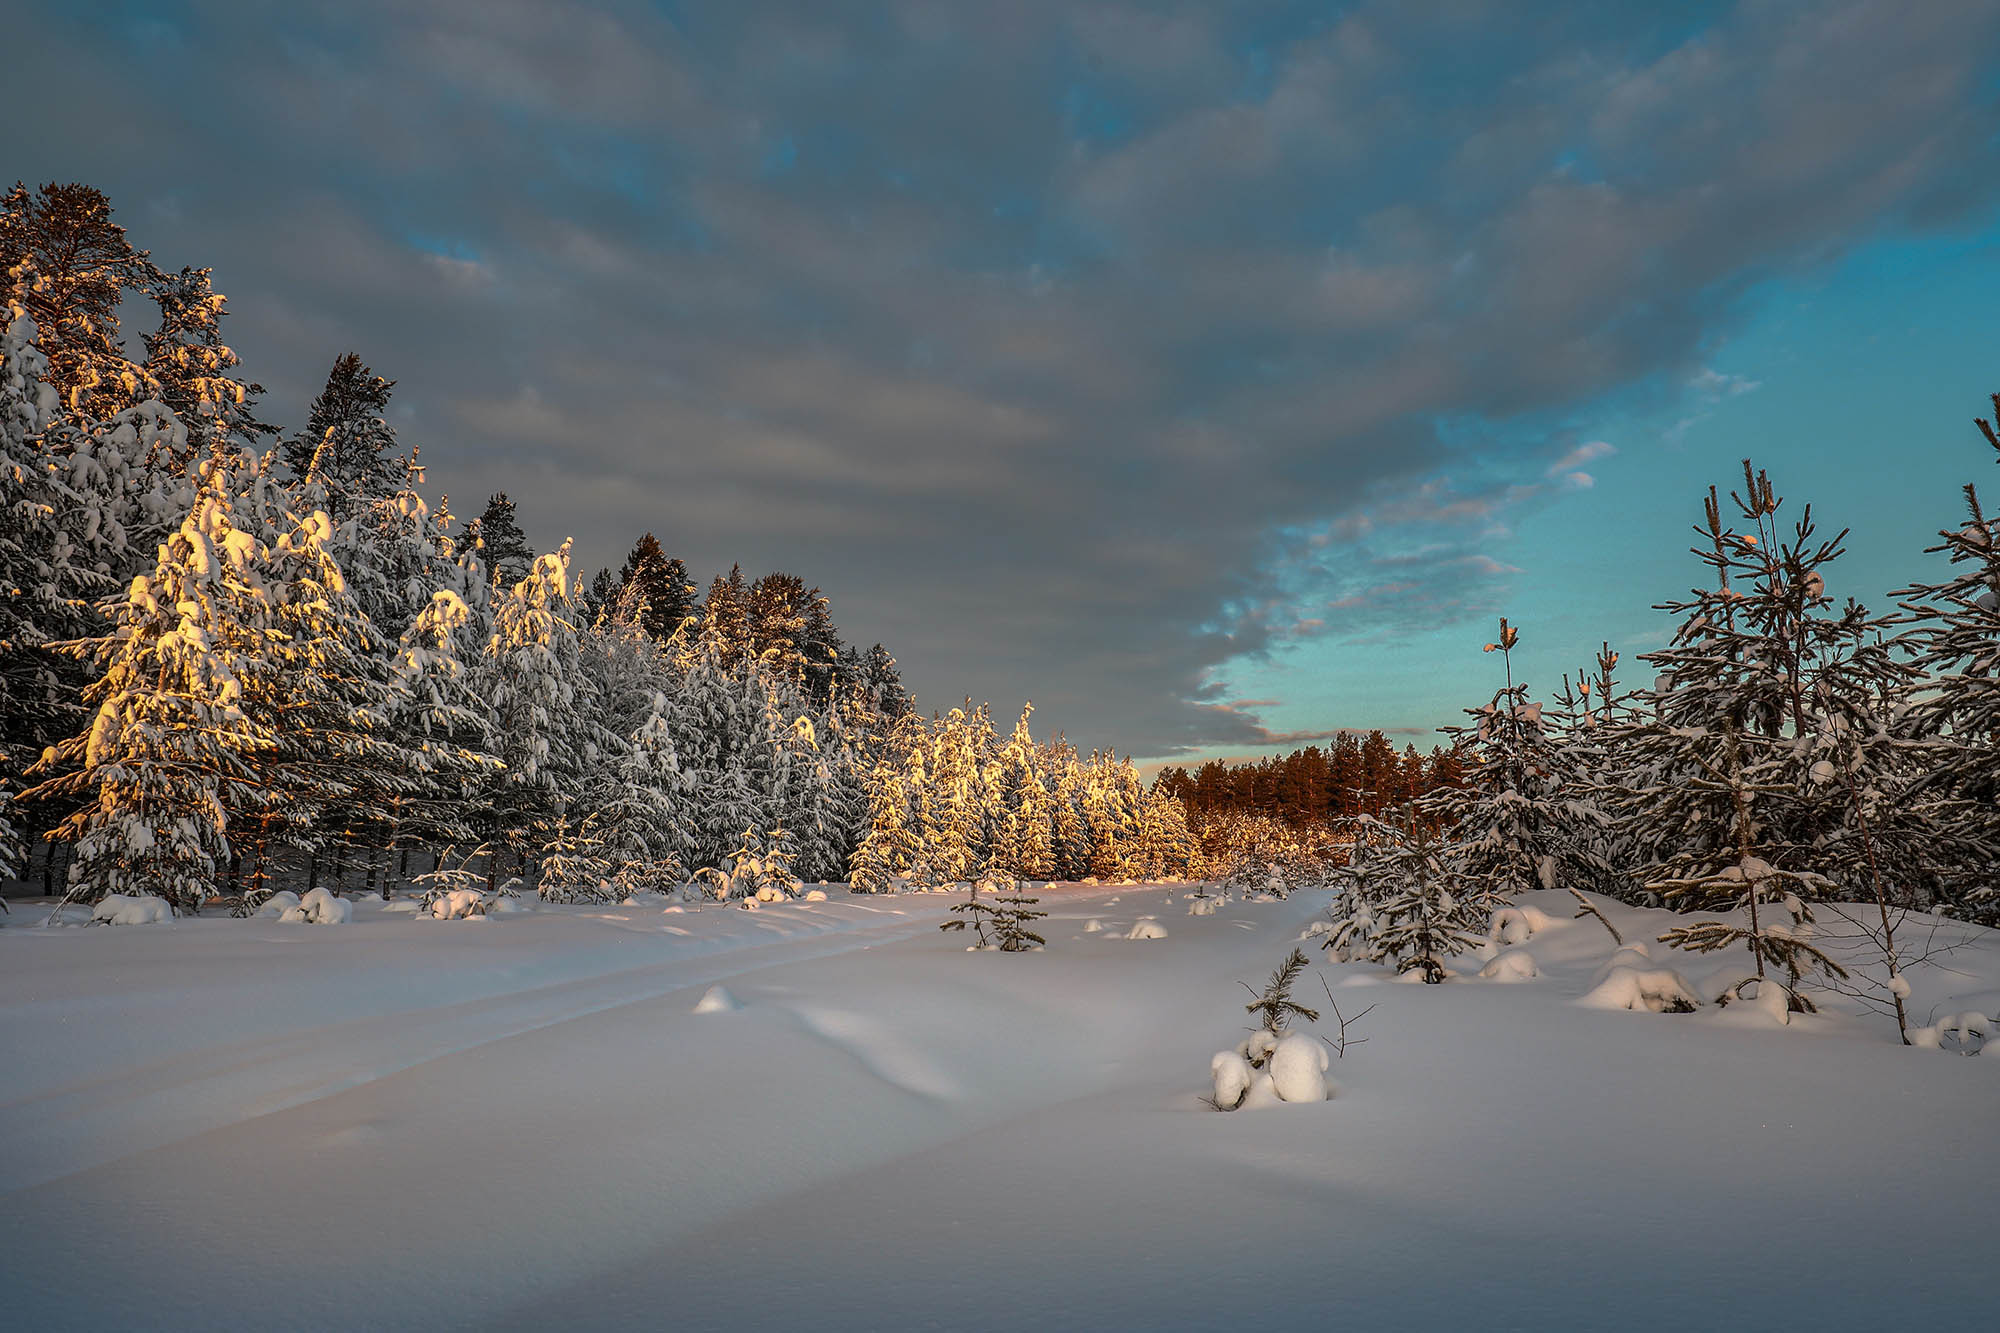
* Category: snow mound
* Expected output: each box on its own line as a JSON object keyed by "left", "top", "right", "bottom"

{"left": 379, "top": 899, "right": 420, "bottom": 914}
{"left": 253, "top": 891, "right": 302, "bottom": 919}
{"left": 693, "top": 985, "right": 740, "bottom": 1015}
{"left": 1268, "top": 1032, "right": 1332, "bottom": 1103}
{"left": 91, "top": 894, "right": 171, "bottom": 926}
{"left": 1187, "top": 898, "right": 1219, "bottom": 917}
{"left": 1909, "top": 1011, "right": 1990, "bottom": 1055}
{"left": 1579, "top": 966, "right": 1700, "bottom": 1014}
{"left": 1587, "top": 944, "right": 1655, "bottom": 989}
{"left": 1125, "top": 919, "right": 1168, "bottom": 941}
{"left": 1298, "top": 919, "right": 1332, "bottom": 941}
{"left": 803, "top": 889, "right": 828, "bottom": 902}
{"left": 1210, "top": 1050, "right": 1252, "bottom": 1110}
{"left": 487, "top": 894, "right": 529, "bottom": 916}
{"left": 1478, "top": 949, "right": 1539, "bottom": 982}
{"left": 1083, "top": 919, "right": 1105, "bottom": 933}
{"left": 1488, "top": 905, "right": 1554, "bottom": 946}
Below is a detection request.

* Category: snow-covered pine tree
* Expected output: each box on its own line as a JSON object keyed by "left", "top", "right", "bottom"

{"left": 141, "top": 265, "right": 274, "bottom": 444}
{"left": 0, "top": 182, "right": 160, "bottom": 421}
{"left": 30, "top": 442, "right": 276, "bottom": 911}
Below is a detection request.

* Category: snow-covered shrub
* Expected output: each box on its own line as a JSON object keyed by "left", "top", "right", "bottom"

{"left": 1477, "top": 949, "right": 1539, "bottom": 982}
{"left": 91, "top": 893, "right": 173, "bottom": 925}
{"left": 1125, "top": 918, "right": 1168, "bottom": 940}
{"left": 279, "top": 887, "right": 351, "bottom": 924}
{"left": 695, "top": 827, "right": 801, "bottom": 903}
{"left": 251, "top": 890, "right": 302, "bottom": 919}
{"left": 1578, "top": 965, "right": 1701, "bottom": 1014}
{"left": 1187, "top": 897, "right": 1220, "bottom": 917}
{"left": 1328, "top": 805, "right": 1491, "bottom": 983}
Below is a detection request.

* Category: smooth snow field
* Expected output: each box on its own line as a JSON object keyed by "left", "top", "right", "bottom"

{"left": 3, "top": 884, "right": 1994, "bottom": 1331}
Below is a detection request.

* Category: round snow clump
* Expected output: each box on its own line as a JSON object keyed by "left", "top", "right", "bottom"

{"left": 91, "top": 893, "right": 171, "bottom": 925}
{"left": 1126, "top": 919, "right": 1168, "bottom": 941}
{"left": 1188, "top": 897, "right": 1219, "bottom": 916}
{"left": 1210, "top": 1050, "right": 1252, "bottom": 1110}
{"left": 1268, "top": 1032, "right": 1331, "bottom": 1103}
{"left": 803, "top": 888, "right": 828, "bottom": 902}
{"left": 1083, "top": 919, "right": 1105, "bottom": 933}
{"left": 693, "top": 985, "right": 740, "bottom": 1014}
{"left": 1478, "top": 949, "right": 1538, "bottom": 982}
{"left": 254, "top": 890, "right": 301, "bottom": 919}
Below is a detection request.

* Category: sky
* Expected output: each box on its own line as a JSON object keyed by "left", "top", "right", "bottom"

{"left": 12, "top": 0, "right": 2000, "bottom": 767}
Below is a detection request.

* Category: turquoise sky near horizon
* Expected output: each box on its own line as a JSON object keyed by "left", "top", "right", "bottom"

{"left": 1169, "top": 223, "right": 2000, "bottom": 770}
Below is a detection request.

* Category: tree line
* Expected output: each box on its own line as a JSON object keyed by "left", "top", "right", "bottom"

{"left": 0, "top": 181, "right": 1208, "bottom": 912}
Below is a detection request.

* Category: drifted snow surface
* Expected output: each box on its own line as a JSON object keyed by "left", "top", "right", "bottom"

{"left": 2, "top": 885, "right": 1996, "bottom": 1331}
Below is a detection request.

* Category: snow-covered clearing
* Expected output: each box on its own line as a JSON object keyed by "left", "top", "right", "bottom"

{"left": 2, "top": 884, "right": 1994, "bottom": 1331}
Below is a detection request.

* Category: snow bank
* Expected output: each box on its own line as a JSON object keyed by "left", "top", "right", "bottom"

{"left": 91, "top": 894, "right": 171, "bottom": 926}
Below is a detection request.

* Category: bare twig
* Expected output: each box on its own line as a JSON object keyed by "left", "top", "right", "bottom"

{"left": 1318, "top": 978, "right": 1375, "bottom": 1058}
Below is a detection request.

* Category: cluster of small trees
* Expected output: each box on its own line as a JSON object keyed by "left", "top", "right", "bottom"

{"left": 0, "top": 182, "right": 920, "bottom": 912}
{"left": 1331, "top": 436, "right": 2000, "bottom": 1022}
{"left": 851, "top": 703, "right": 1200, "bottom": 892}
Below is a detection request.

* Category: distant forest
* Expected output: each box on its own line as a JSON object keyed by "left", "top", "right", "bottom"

{"left": 1154, "top": 735, "right": 1460, "bottom": 829}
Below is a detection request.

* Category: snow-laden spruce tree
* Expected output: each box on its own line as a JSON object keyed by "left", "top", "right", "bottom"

{"left": 1620, "top": 462, "right": 1907, "bottom": 1010}
{"left": 236, "top": 498, "right": 402, "bottom": 898}
{"left": 992, "top": 705, "right": 1058, "bottom": 881}
{"left": 479, "top": 542, "right": 589, "bottom": 882}
{"left": 31, "top": 443, "right": 275, "bottom": 911}
{"left": 389, "top": 586, "right": 501, "bottom": 857}
{"left": 590, "top": 692, "right": 691, "bottom": 893}
{"left": 849, "top": 714, "right": 925, "bottom": 893}
{"left": 140, "top": 263, "right": 274, "bottom": 445}
{"left": 1327, "top": 803, "right": 1488, "bottom": 982}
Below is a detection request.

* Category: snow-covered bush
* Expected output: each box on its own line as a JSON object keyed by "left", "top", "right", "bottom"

{"left": 278, "top": 886, "right": 351, "bottom": 924}
{"left": 91, "top": 893, "right": 173, "bottom": 925}
{"left": 1578, "top": 965, "right": 1700, "bottom": 1014}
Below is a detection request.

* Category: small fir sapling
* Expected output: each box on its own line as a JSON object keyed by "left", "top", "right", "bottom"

{"left": 940, "top": 873, "right": 1047, "bottom": 951}
{"left": 1244, "top": 947, "right": 1321, "bottom": 1039}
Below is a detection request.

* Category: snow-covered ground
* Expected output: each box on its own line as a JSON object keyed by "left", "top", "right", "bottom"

{"left": 2, "top": 884, "right": 1994, "bottom": 1331}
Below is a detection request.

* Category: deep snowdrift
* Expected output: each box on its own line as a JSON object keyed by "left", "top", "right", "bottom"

{"left": 1, "top": 884, "right": 1993, "bottom": 1331}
